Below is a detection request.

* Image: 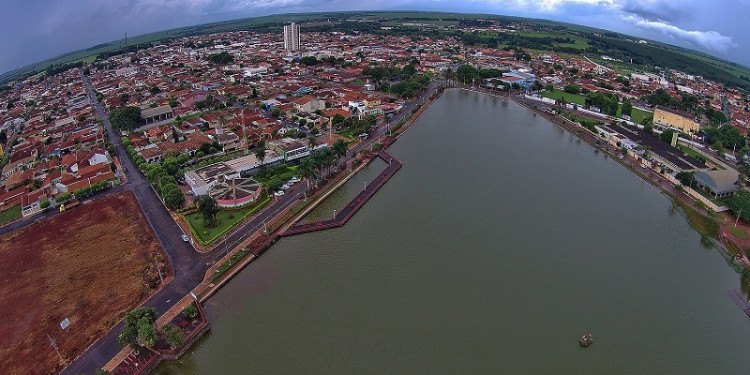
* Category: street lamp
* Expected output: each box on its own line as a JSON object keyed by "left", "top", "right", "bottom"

{"left": 333, "top": 209, "right": 337, "bottom": 220}
{"left": 364, "top": 181, "right": 367, "bottom": 191}
{"left": 736, "top": 209, "right": 742, "bottom": 227}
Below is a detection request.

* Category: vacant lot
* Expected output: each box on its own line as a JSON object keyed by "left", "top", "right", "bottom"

{"left": 0, "top": 191, "right": 170, "bottom": 375}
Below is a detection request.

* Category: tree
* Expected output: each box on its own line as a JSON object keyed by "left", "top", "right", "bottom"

{"left": 162, "top": 184, "right": 185, "bottom": 209}
{"left": 726, "top": 190, "right": 750, "bottom": 221}
{"left": 564, "top": 84, "right": 580, "bottom": 94}
{"left": 207, "top": 51, "right": 234, "bottom": 64}
{"left": 109, "top": 106, "right": 142, "bottom": 131}
{"left": 401, "top": 64, "right": 416, "bottom": 77}
{"left": 161, "top": 324, "right": 185, "bottom": 349}
{"left": 254, "top": 140, "right": 266, "bottom": 166}
{"left": 621, "top": 98, "right": 633, "bottom": 117}
{"left": 183, "top": 303, "right": 199, "bottom": 318}
{"left": 300, "top": 56, "right": 318, "bottom": 66}
{"left": 298, "top": 158, "right": 316, "bottom": 190}
{"left": 163, "top": 157, "right": 180, "bottom": 176}
{"left": 196, "top": 195, "right": 219, "bottom": 228}
{"left": 456, "top": 64, "right": 479, "bottom": 84}
{"left": 117, "top": 307, "right": 157, "bottom": 348}
{"left": 675, "top": 171, "right": 696, "bottom": 188}
{"left": 40, "top": 200, "right": 50, "bottom": 209}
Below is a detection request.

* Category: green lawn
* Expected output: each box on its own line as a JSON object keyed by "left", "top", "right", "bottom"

{"left": 185, "top": 197, "right": 270, "bottom": 245}
{"left": 630, "top": 108, "right": 649, "bottom": 124}
{"left": 0, "top": 205, "right": 21, "bottom": 225}
{"left": 730, "top": 226, "right": 748, "bottom": 240}
{"left": 541, "top": 90, "right": 586, "bottom": 105}
{"left": 678, "top": 145, "right": 707, "bottom": 162}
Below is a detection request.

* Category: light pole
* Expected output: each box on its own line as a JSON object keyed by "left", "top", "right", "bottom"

{"left": 333, "top": 209, "right": 337, "bottom": 220}
{"left": 735, "top": 209, "right": 742, "bottom": 227}
{"left": 364, "top": 181, "right": 367, "bottom": 191}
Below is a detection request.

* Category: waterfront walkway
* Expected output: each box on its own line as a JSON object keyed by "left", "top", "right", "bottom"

{"left": 283, "top": 152, "right": 402, "bottom": 236}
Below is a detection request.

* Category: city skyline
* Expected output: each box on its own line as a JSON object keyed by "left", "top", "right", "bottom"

{"left": 1, "top": 0, "right": 749, "bottom": 76}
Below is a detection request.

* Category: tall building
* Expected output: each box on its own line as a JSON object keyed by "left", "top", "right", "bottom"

{"left": 283, "top": 22, "right": 301, "bottom": 51}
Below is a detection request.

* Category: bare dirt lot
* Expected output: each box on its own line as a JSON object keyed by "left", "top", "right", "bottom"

{"left": 0, "top": 191, "right": 171, "bottom": 375}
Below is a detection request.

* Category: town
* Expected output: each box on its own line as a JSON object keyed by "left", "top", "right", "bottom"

{"left": 2, "top": 13, "right": 750, "bottom": 375}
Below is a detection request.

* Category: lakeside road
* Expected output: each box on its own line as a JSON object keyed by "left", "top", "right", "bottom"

{"left": 59, "top": 78, "right": 442, "bottom": 375}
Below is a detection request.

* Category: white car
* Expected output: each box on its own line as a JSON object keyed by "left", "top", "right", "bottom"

{"left": 181, "top": 234, "right": 189, "bottom": 242}
{"left": 274, "top": 191, "right": 285, "bottom": 197}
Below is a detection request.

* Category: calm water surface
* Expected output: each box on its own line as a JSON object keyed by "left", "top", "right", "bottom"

{"left": 156, "top": 90, "right": 750, "bottom": 374}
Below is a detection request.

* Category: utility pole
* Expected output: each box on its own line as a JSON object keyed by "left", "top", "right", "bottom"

{"left": 47, "top": 334, "right": 64, "bottom": 363}
{"left": 155, "top": 260, "right": 163, "bottom": 285}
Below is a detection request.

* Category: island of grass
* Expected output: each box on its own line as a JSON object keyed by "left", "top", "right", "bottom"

{"left": 185, "top": 194, "right": 270, "bottom": 246}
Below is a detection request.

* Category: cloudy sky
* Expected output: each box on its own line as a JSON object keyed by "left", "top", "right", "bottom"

{"left": 1, "top": 0, "right": 748, "bottom": 75}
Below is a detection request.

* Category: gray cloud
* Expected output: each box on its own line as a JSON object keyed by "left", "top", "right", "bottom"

{"left": 622, "top": 15, "right": 736, "bottom": 54}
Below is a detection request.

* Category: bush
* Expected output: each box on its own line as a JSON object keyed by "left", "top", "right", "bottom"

{"left": 39, "top": 200, "right": 50, "bottom": 209}
{"left": 183, "top": 303, "right": 199, "bottom": 319}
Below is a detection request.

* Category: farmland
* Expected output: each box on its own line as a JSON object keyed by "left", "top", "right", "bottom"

{"left": 0, "top": 191, "right": 169, "bottom": 375}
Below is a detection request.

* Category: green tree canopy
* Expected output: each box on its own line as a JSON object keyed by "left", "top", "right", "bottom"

{"left": 109, "top": 106, "right": 142, "bottom": 131}
{"left": 207, "top": 51, "right": 234, "bottom": 64}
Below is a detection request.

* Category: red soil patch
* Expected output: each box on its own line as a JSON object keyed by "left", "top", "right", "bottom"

{"left": 0, "top": 191, "right": 171, "bottom": 375}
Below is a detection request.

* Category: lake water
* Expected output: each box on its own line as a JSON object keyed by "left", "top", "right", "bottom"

{"left": 156, "top": 89, "right": 750, "bottom": 374}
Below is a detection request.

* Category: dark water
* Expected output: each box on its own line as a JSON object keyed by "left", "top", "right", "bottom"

{"left": 156, "top": 90, "right": 750, "bottom": 374}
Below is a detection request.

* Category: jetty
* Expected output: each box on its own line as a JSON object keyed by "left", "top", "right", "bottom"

{"left": 728, "top": 290, "right": 750, "bottom": 318}
{"left": 283, "top": 151, "right": 402, "bottom": 236}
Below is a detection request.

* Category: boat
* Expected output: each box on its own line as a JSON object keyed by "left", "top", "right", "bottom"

{"left": 579, "top": 333, "right": 594, "bottom": 348}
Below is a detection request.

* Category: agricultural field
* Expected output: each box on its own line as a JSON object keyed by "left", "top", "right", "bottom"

{"left": 0, "top": 191, "right": 169, "bottom": 375}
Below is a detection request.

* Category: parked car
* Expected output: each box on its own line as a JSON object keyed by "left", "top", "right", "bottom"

{"left": 274, "top": 191, "right": 285, "bottom": 197}
{"left": 181, "top": 234, "right": 189, "bottom": 242}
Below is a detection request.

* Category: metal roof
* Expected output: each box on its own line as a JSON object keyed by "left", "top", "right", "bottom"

{"left": 694, "top": 169, "right": 739, "bottom": 195}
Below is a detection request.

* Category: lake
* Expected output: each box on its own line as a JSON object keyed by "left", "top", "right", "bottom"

{"left": 156, "top": 89, "right": 750, "bottom": 374}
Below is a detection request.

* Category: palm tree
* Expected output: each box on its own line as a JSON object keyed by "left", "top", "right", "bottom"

{"left": 331, "top": 139, "right": 348, "bottom": 169}
{"left": 254, "top": 140, "right": 266, "bottom": 169}
{"left": 196, "top": 195, "right": 219, "bottom": 228}
{"left": 307, "top": 135, "right": 318, "bottom": 150}
{"left": 298, "top": 158, "right": 316, "bottom": 191}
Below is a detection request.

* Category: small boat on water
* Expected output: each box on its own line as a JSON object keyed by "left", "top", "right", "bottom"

{"left": 579, "top": 333, "right": 594, "bottom": 348}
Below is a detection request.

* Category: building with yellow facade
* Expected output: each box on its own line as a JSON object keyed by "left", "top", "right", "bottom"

{"left": 653, "top": 106, "right": 699, "bottom": 134}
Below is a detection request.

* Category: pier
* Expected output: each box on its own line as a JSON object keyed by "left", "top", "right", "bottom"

{"left": 283, "top": 152, "right": 402, "bottom": 236}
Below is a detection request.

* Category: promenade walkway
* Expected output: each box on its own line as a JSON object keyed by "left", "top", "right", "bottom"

{"left": 283, "top": 152, "right": 402, "bottom": 236}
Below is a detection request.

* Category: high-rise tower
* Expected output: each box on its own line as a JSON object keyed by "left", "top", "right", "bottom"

{"left": 283, "top": 22, "right": 301, "bottom": 51}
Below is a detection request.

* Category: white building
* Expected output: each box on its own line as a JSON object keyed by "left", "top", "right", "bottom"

{"left": 283, "top": 23, "right": 301, "bottom": 51}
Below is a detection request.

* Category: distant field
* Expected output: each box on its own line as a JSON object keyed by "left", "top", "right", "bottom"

{"left": 542, "top": 89, "right": 586, "bottom": 105}
{"left": 0, "top": 191, "right": 168, "bottom": 375}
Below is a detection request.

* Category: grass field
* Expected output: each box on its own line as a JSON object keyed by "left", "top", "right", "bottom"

{"left": 541, "top": 89, "right": 586, "bottom": 105}
{"left": 0, "top": 192, "right": 168, "bottom": 375}
{"left": 630, "top": 108, "right": 650, "bottom": 124}
{"left": 185, "top": 196, "right": 270, "bottom": 244}
{"left": 0, "top": 204, "right": 21, "bottom": 225}
{"left": 678, "top": 145, "right": 708, "bottom": 161}
{"left": 730, "top": 226, "right": 748, "bottom": 240}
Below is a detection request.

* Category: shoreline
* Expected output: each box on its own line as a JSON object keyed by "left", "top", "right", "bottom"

{"left": 98, "top": 84, "right": 446, "bottom": 374}
{"left": 493, "top": 88, "right": 750, "bottom": 270}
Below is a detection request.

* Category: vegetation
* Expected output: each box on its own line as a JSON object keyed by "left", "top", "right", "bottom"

{"left": 183, "top": 303, "right": 199, "bottom": 319}
{"left": 207, "top": 51, "right": 234, "bottom": 64}
{"left": 0, "top": 205, "right": 21, "bottom": 225}
{"left": 109, "top": 106, "right": 142, "bottom": 131}
{"left": 117, "top": 307, "right": 158, "bottom": 349}
{"left": 184, "top": 196, "right": 270, "bottom": 245}
{"left": 195, "top": 195, "right": 219, "bottom": 228}
{"left": 726, "top": 190, "right": 750, "bottom": 221}
{"left": 212, "top": 248, "right": 249, "bottom": 282}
